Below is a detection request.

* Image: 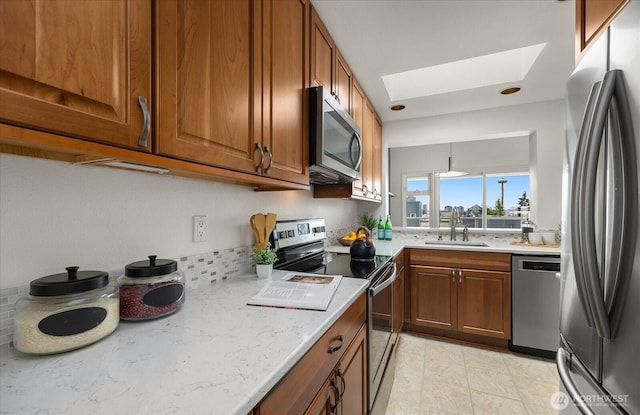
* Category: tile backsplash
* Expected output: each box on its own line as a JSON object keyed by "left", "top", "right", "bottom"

{"left": 0, "top": 245, "right": 254, "bottom": 349}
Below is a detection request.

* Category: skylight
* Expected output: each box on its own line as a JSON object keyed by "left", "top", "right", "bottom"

{"left": 381, "top": 43, "right": 546, "bottom": 101}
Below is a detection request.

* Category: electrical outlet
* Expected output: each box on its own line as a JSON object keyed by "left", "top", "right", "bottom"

{"left": 193, "top": 215, "right": 207, "bottom": 242}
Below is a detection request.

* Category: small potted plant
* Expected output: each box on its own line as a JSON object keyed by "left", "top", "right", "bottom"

{"left": 254, "top": 243, "right": 278, "bottom": 278}
{"left": 360, "top": 213, "right": 379, "bottom": 231}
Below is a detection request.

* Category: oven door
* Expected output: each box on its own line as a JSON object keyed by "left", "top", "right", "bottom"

{"left": 369, "top": 262, "right": 397, "bottom": 412}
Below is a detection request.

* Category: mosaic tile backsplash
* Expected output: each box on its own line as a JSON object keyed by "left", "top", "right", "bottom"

{"left": 0, "top": 245, "right": 254, "bottom": 349}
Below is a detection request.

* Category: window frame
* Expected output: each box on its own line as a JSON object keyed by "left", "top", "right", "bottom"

{"left": 401, "top": 173, "right": 432, "bottom": 228}
{"left": 402, "top": 170, "right": 530, "bottom": 230}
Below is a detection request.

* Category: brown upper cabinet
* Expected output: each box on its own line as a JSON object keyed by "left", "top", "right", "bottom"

{"left": 0, "top": 0, "right": 309, "bottom": 190}
{"left": 156, "top": 0, "right": 309, "bottom": 185}
{"left": 576, "top": 0, "right": 629, "bottom": 58}
{"left": 0, "top": 0, "right": 152, "bottom": 151}
{"left": 310, "top": 6, "right": 352, "bottom": 112}
{"left": 309, "top": 7, "right": 382, "bottom": 202}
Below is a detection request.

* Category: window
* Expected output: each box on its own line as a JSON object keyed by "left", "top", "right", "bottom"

{"left": 403, "top": 172, "right": 530, "bottom": 229}
{"left": 404, "top": 175, "right": 430, "bottom": 227}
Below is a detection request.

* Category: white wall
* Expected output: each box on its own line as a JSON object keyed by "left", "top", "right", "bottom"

{"left": 383, "top": 99, "right": 565, "bottom": 229}
{"left": 0, "top": 154, "right": 357, "bottom": 289}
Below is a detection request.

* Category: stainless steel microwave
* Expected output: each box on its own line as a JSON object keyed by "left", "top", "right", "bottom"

{"left": 309, "top": 86, "right": 362, "bottom": 184}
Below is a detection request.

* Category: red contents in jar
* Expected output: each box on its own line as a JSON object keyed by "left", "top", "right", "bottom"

{"left": 119, "top": 282, "right": 185, "bottom": 320}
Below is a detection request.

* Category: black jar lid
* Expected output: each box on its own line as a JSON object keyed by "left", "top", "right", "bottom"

{"left": 30, "top": 266, "right": 109, "bottom": 296}
{"left": 125, "top": 255, "right": 177, "bottom": 277}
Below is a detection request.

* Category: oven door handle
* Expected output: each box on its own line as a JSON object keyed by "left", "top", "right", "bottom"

{"left": 370, "top": 263, "right": 397, "bottom": 296}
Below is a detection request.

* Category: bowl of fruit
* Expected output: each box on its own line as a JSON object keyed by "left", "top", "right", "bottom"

{"left": 338, "top": 231, "right": 357, "bottom": 246}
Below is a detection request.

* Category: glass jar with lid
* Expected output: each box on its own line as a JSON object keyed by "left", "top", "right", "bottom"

{"left": 118, "top": 255, "right": 185, "bottom": 321}
{"left": 13, "top": 266, "right": 119, "bottom": 355}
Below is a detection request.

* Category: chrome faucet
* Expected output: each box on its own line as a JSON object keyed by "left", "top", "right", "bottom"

{"left": 450, "top": 207, "right": 461, "bottom": 241}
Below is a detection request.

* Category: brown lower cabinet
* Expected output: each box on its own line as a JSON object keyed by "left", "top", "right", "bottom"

{"left": 255, "top": 294, "right": 367, "bottom": 415}
{"left": 408, "top": 249, "right": 511, "bottom": 343}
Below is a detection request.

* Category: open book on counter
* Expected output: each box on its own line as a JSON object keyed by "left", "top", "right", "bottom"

{"left": 247, "top": 272, "right": 343, "bottom": 311}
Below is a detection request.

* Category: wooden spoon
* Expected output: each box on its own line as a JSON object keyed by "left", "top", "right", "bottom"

{"left": 264, "top": 213, "right": 277, "bottom": 246}
{"left": 253, "top": 214, "right": 266, "bottom": 250}
{"left": 250, "top": 215, "right": 261, "bottom": 249}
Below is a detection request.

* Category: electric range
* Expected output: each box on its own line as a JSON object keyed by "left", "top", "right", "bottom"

{"left": 269, "top": 219, "right": 397, "bottom": 414}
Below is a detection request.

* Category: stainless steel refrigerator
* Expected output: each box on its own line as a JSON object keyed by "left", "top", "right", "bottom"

{"left": 559, "top": 2, "right": 640, "bottom": 414}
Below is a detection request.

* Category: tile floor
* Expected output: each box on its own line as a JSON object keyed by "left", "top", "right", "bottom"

{"left": 386, "top": 333, "right": 560, "bottom": 415}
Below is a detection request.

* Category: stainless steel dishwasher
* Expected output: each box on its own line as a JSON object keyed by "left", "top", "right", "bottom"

{"left": 509, "top": 254, "right": 561, "bottom": 359}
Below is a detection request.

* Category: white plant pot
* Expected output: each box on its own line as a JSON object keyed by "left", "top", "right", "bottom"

{"left": 256, "top": 264, "right": 273, "bottom": 279}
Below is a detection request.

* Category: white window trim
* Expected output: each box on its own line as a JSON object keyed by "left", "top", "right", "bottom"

{"left": 402, "top": 170, "right": 530, "bottom": 230}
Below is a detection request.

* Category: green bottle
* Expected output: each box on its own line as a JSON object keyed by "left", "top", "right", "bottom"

{"left": 378, "top": 216, "right": 384, "bottom": 240}
{"left": 384, "top": 215, "right": 392, "bottom": 241}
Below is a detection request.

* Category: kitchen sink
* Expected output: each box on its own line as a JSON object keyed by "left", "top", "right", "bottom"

{"left": 424, "top": 240, "right": 489, "bottom": 247}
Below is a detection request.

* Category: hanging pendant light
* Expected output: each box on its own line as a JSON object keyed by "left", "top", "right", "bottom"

{"left": 438, "top": 143, "right": 468, "bottom": 177}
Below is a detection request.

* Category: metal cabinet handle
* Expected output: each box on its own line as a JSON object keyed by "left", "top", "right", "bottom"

{"left": 458, "top": 269, "right": 462, "bottom": 283}
{"left": 137, "top": 96, "right": 150, "bottom": 148}
{"left": 255, "top": 143, "right": 264, "bottom": 173}
{"left": 264, "top": 146, "right": 273, "bottom": 175}
{"left": 362, "top": 184, "right": 368, "bottom": 196}
{"left": 452, "top": 269, "right": 455, "bottom": 282}
{"left": 330, "top": 378, "right": 340, "bottom": 414}
{"left": 373, "top": 188, "right": 378, "bottom": 198}
{"left": 328, "top": 335, "right": 343, "bottom": 354}
{"left": 337, "top": 370, "right": 346, "bottom": 400}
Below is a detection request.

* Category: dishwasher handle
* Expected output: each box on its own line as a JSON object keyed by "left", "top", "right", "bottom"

{"left": 519, "top": 260, "right": 560, "bottom": 273}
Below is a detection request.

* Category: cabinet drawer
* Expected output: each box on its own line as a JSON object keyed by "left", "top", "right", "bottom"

{"left": 409, "top": 249, "right": 510, "bottom": 272}
{"left": 258, "top": 293, "right": 366, "bottom": 415}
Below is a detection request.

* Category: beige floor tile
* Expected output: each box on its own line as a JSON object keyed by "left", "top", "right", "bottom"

{"left": 419, "top": 403, "right": 467, "bottom": 415}
{"left": 422, "top": 359, "right": 468, "bottom": 387}
{"left": 397, "top": 334, "right": 427, "bottom": 358}
{"left": 470, "top": 390, "right": 527, "bottom": 415}
{"left": 524, "top": 402, "right": 560, "bottom": 415}
{"left": 423, "top": 339, "right": 464, "bottom": 364}
{"left": 503, "top": 353, "right": 558, "bottom": 383}
{"left": 421, "top": 378, "right": 473, "bottom": 414}
{"left": 387, "top": 335, "right": 561, "bottom": 415}
{"left": 514, "top": 376, "right": 560, "bottom": 407}
{"left": 462, "top": 346, "right": 510, "bottom": 373}
{"left": 386, "top": 391, "right": 421, "bottom": 415}
{"left": 466, "top": 365, "right": 519, "bottom": 398}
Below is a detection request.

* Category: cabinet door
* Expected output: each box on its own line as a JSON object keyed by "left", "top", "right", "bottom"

{"left": 350, "top": 80, "right": 366, "bottom": 197}
{"left": 155, "top": 0, "right": 259, "bottom": 173}
{"left": 361, "top": 100, "right": 375, "bottom": 198}
{"left": 335, "top": 51, "right": 352, "bottom": 113}
{"left": 305, "top": 375, "right": 339, "bottom": 415}
{"left": 260, "top": 0, "right": 309, "bottom": 184}
{"left": 337, "top": 325, "right": 367, "bottom": 415}
{"left": 0, "top": 0, "right": 151, "bottom": 151}
{"left": 458, "top": 269, "right": 511, "bottom": 339}
{"left": 393, "top": 262, "right": 405, "bottom": 337}
{"left": 371, "top": 114, "right": 382, "bottom": 200}
{"left": 577, "top": 0, "right": 629, "bottom": 53}
{"left": 310, "top": 6, "right": 334, "bottom": 91}
{"left": 410, "top": 265, "right": 457, "bottom": 330}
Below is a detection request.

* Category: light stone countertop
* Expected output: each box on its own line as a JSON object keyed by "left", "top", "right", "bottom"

{"left": 326, "top": 237, "right": 561, "bottom": 257}
{"left": 0, "top": 271, "right": 369, "bottom": 415}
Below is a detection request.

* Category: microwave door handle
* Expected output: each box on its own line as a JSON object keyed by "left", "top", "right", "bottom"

{"left": 606, "top": 70, "right": 639, "bottom": 339}
{"left": 350, "top": 132, "right": 363, "bottom": 170}
{"left": 571, "top": 81, "right": 600, "bottom": 328}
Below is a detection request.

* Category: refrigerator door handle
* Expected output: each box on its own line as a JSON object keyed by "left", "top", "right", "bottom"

{"left": 570, "top": 82, "right": 601, "bottom": 327}
{"left": 581, "top": 71, "right": 617, "bottom": 339}
{"left": 606, "top": 70, "right": 639, "bottom": 338}
{"left": 557, "top": 348, "right": 596, "bottom": 415}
